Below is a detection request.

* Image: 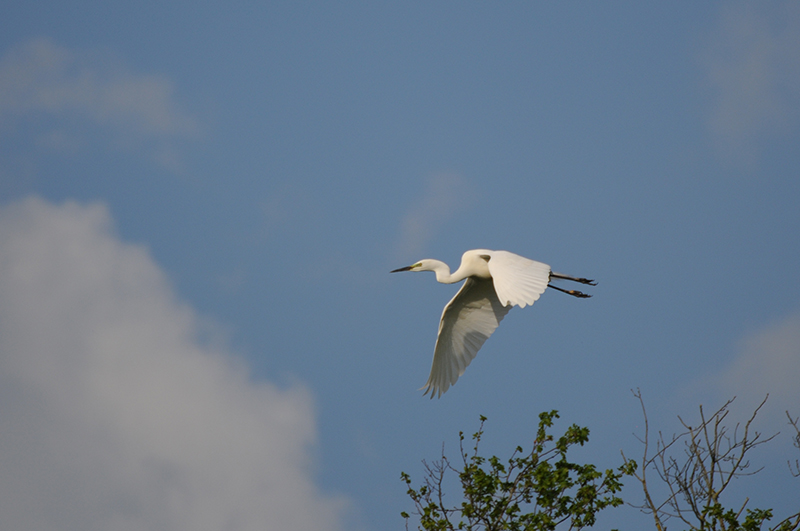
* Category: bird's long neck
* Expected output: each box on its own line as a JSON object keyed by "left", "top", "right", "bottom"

{"left": 428, "top": 260, "right": 467, "bottom": 284}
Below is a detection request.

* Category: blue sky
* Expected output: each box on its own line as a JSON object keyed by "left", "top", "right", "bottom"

{"left": 1, "top": 2, "right": 799, "bottom": 530}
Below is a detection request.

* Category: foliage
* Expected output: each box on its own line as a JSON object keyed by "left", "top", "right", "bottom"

{"left": 623, "top": 389, "right": 800, "bottom": 531}
{"left": 401, "top": 412, "right": 636, "bottom": 531}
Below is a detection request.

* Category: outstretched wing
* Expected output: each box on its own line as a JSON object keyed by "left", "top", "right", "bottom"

{"left": 422, "top": 277, "right": 512, "bottom": 398}
{"left": 486, "top": 250, "right": 551, "bottom": 308}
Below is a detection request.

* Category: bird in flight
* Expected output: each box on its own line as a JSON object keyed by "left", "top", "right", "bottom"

{"left": 391, "top": 249, "right": 595, "bottom": 398}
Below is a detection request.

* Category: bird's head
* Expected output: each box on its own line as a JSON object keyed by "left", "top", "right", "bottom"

{"left": 390, "top": 260, "right": 434, "bottom": 273}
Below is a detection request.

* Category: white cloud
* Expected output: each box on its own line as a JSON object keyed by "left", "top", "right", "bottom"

{"left": 0, "top": 198, "right": 347, "bottom": 531}
{"left": 702, "top": 2, "right": 800, "bottom": 164}
{"left": 394, "top": 172, "right": 474, "bottom": 260}
{"left": 715, "top": 312, "right": 800, "bottom": 417}
{"left": 0, "top": 38, "right": 198, "bottom": 169}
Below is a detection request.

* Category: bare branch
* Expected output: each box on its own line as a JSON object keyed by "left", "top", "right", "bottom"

{"left": 788, "top": 411, "right": 800, "bottom": 479}
{"left": 623, "top": 388, "right": 668, "bottom": 531}
{"left": 628, "top": 393, "right": 790, "bottom": 531}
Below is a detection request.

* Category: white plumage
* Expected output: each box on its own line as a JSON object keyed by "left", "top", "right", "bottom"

{"left": 391, "top": 249, "right": 594, "bottom": 398}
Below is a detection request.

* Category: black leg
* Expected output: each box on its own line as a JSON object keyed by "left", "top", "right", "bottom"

{"left": 549, "top": 272, "right": 597, "bottom": 286}
{"left": 547, "top": 283, "right": 592, "bottom": 298}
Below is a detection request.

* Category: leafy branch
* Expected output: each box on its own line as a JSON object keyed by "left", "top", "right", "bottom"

{"left": 401, "top": 412, "right": 635, "bottom": 531}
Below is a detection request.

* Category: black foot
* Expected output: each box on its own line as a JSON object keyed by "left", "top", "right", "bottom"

{"left": 547, "top": 284, "right": 592, "bottom": 298}
{"left": 550, "top": 272, "right": 597, "bottom": 286}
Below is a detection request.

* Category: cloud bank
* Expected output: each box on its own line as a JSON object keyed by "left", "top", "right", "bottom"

{"left": 715, "top": 311, "right": 800, "bottom": 422}
{"left": 0, "top": 38, "right": 198, "bottom": 169}
{"left": 703, "top": 2, "right": 800, "bottom": 163}
{"left": 0, "top": 198, "right": 346, "bottom": 531}
{"left": 394, "top": 172, "right": 473, "bottom": 260}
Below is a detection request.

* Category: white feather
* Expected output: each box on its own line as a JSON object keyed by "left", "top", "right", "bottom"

{"left": 422, "top": 277, "right": 512, "bottom": 398}
{"left": 392, "top": 249, "right": 593, "bottom": 398}
{"left": 485, "top": 250, "right": 551, "bottom": 308}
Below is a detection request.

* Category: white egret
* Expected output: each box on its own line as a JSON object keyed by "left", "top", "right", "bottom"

{"left": 391, "top": 249, "right": 595, "bottom": 398}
